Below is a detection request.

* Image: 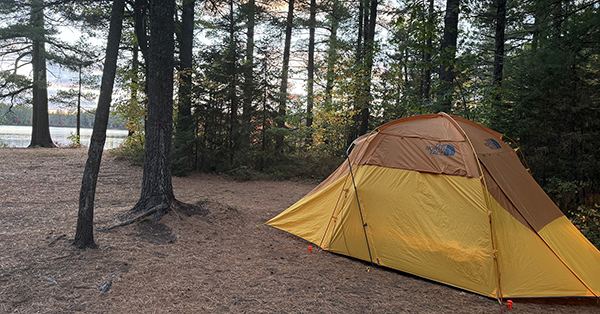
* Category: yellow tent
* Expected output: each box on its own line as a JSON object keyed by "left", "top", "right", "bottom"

{"left": 266, "top": 113, "right": 600, "bottom": 300}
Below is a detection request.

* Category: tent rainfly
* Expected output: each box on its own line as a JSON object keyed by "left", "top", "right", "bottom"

{"left": 266, "top": 113, "right": 600, "bottom": 300}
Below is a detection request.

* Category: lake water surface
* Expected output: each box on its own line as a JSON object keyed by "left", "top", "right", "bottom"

{"left": 0, "top": 125, "right": 128, "bottom": 149}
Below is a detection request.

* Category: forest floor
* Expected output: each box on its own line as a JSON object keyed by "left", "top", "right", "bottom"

{"left": 0, "top": 148, "right": 598, "bottom": 314}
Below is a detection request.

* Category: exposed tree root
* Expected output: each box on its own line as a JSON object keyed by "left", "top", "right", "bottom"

{"left": 97, "top": 203, "right": 168, "bottom": 232}
{"left": 97, "top": 199, "right": 208, "bottom": 232}
{"left": 171, "top": 199, "right": 210, "bottom": 217}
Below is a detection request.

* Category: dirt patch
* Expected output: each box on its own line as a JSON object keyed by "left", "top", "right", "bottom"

{"left": 0, "top": 148, "right": 598, "bottom": 313}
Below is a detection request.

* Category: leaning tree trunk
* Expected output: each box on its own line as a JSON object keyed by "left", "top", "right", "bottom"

{"left": 437, "top": 0, "right": 460, "bottom": 113}
{"left": 132, "top": 0, "right": 175, "bottom": 218}
{"left": 29, "top": 0, "right": 54, "bottom": 148}
{"left": 74, "top": 0, "right": 125, "bottom": 249}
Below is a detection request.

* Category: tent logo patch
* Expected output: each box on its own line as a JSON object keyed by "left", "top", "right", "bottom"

{"left": 484, "top": 138, "right": 502, "bottom": 150}
{"left": 426, "top": 143, "right": 456, "bottom": 156}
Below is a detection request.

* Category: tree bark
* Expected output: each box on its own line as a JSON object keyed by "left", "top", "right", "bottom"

{"left": 360, "top": 0, "right": 377, "bottom": 136}
{"left": 241, "top": 0, "right": 255, "bottom": 150}
{"left": 133, "top": 0, "right": 149, "bottom": 136}
{"left": 133, "top": 0, "right": 176, "bottom": 218}
{"left": 127, "top": 44, "right": 139, "bottom": 138}
{"left": 173, "top": 0, "right": 195, "bottom": 175}
{"left": 324, "top": 0, "right": 339, "bottom": 107}
{"left": 356, "top": 0, "right": 364, "bottom": 63}
{"left": 227, "top": 0, "right": 239, "bottom": 164}
{"left": 437, "top": 0, "right": 460, "bottom": 113}
{"left": 76, "top": 66, "right": 82, "bottom": 143}
{"left": 74, "top": 0, "right": 125, "bottom": 249}
{"left": 349, "top": 0, "right": 377, "bottom": 146}
{"left": 492, "top": 0, "right": 506, "bottom": 101}
{"left": 29, "top": 0, "right": 54, "bottom": 148}
{"left": 424, "top": 0, "right": 434, "bottom": 100}
{"left": 178, "top": 0, "right": 194, "bottom": 124}
{"left": 275, "top": 0, "right": 294, "bottom": 151}
{"left": 306, "top": 0, "right": 316, "bottom": 129}
{"left": 347, "top": 0, "right": 366, "bottom": 147}
{"left": 134, "top": 0, "right": 149, "bottom": 63}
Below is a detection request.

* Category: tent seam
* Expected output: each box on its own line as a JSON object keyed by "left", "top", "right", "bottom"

{"left": 440, "top": 112, "right": 504, "bottom": 303}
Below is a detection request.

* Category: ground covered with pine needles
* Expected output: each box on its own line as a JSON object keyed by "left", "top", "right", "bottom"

{"left": 0, "top": 148, "right": 598, "bottom": 313}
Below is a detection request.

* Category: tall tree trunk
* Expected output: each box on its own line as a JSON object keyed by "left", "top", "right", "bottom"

{"left": 349, "top": 0, "right": 377, "bottom": 146}
{"left": 241, "top": 0, "right": 255, "bottom": 150}
{"left": 347, "top": 0, "right": 366, "bottom": 147}
{"left": 492, "top": 0, "right": 506, "bottom": 101}
{"left": 275, "top": 0, "right": 294, "bottom": 151}
{"left": 29, "top": 0, "right": 54, "bottom": 148}
{"left": 133, "top": 0, "right": 176, "bottom": 218}
{"left": 356, "top": 0, "right": 364, "bottom": 62}
{"left": 532, "top": 16, "right": 540, "bottom": 53}
{"left": 424, "top": 0, "right": 434, "bottom": 100}
{"left": 360, "top": 0, "right": 377, "bottom": 136}
{"left": 437, "top": 0, "right": 460, "bottom": 113}
{"left": 133, "top": 0, "right": 149, "bottom": 136}
{"left": 128, "top": 44, "right": 139, "bottom": 138}
{"left": 306, "top": 0, "right": 316, "bottom": 130}
{"left": 76, "top": 66, "right": 82, "bottom": 143}
{"left": 173, "top": 0, "right": 195, "bottom": 175}
{"left": 228, "top": 0, "right": 239, "bottom": 164}
{"left": 324, "top": 0, "right": 339, "bottom": 107}
{"left": 134, "top": 0, "right": 149, "bottom": 62}
{"left": 74, "top": 0, "right": 125, "bottom": 249}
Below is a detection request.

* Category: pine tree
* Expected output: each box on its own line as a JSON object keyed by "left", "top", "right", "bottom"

{"left": 74, "top": 0, "right": 125, "bottom": 249}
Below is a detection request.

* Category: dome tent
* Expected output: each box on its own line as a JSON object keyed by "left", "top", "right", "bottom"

{"left": 266, "top": 113, "right": 600, "bottom": 300}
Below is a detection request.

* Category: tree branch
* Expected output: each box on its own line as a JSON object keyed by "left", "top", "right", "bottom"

{"left": 0, "top": 85, "right": 31, "bottom": 99}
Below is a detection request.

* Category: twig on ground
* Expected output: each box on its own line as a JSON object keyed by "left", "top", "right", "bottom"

{"left": 43, "top": 276, "right": 60, "bottom": 287}
{"left": 99, "top": 280, "right": 112, "bottom": 292}
{"left": 48, "top": 234, "right": 66, "bottom": 246}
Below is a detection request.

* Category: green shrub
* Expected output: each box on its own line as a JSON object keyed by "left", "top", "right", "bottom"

{"left": 110, "top": 139, "right": 144, "bottom": 166}
{"left": 67, "top": 132, "right": 82, "bottom": 148}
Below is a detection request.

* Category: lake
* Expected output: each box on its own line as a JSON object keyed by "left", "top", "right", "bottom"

{"left": 0, "top": 125, "right": 128, "bottom": 149}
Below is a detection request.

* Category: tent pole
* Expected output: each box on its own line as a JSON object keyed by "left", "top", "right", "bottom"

{"left": 501, "top": 134, "right": 532, "bottom": 175}
{"left": 346, "top": 143, "right": 375, "bottom": 267}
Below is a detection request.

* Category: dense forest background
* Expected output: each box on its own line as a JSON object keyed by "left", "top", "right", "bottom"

{"left": 0, "top": 0, "right": 599, "bottom": 246}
